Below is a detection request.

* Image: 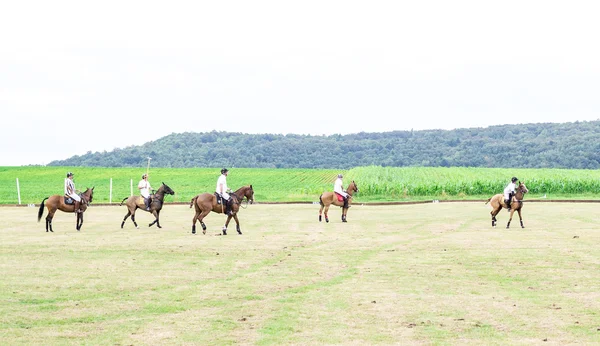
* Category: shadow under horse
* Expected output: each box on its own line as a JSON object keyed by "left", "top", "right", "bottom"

{"left": 37, "top": 187, "right": 95, "bottom": 232}
{"left": 319, "top": 181, "right": 359, "bottom": 223}
{"left": 120, "top": 183, "right": 175, "bottom": 229}
{"left": 485, "top": 181, "right": 529, "bottom": 229}
{"left": 189, "top": 185, "right": 254, "bottom": 235}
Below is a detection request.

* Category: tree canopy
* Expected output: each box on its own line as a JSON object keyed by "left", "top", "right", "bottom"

{"left": 48, "top": 120, "right": 600, "bottom": 169}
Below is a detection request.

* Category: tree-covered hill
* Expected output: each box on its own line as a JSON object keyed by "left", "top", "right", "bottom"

{"left": 48, "top": 120, "right": 600, "bottom": 169}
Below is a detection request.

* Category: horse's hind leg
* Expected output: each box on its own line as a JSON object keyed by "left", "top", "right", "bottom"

{"left": 46, "top": 211, "right": 55, "bottom": 232}
{"left": 121, "top": 211, "right": 132, "bottom": 229}
{"left": 324, "top": 205, "right": 330, "bottom": 223}
{"left": 318, "top": 205, "right": 324, "bottom": 222}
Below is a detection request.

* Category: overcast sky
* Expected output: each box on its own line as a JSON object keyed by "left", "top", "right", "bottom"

{"left": 1, "top": 1, "right": 599, "bottom": 166}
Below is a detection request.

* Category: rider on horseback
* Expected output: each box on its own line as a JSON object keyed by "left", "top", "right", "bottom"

{"left": 504, "top": 177, "right": 518, "bottom": 210}
{"left": 64, "top": 172, "right": 82, "bottom": 213}
{"left": 216, "top": 168, "right": 233, "bottom": 216}
{"left": 334, "top": 174, "right": 350, "bottom": 209}
{"left": 138, "top": 173, "right": 153, "bottom": 210}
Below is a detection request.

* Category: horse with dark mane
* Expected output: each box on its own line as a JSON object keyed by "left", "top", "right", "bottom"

{"left": 318, "top": 181, "right": 358, "bottom": 223}
{"left": 120, "top": 183, "right": 175, "bottom": 229}
{"left": 485, "top": 181, "right": 529, "bottom": 228}
{"left": 37, "top": 187, "right": 95, "bottom": 232}
{"left": 189, "top": 185, "right": 254, "bottom": 235}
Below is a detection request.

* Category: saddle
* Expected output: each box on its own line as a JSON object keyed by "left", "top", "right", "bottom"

{"left": 64, "top": 195, "right": 74, "bottom": 205}
{"left": 215, "top": 193, "right": 225, "bottom": 205}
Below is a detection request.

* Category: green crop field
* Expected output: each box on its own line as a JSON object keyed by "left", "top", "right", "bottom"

{"left": 2, "top": 166, "right": 600, "bottom": 205}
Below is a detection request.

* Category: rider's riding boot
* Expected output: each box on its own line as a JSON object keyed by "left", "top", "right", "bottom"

{"left": 74, "top": 200, "right": 81, "bottom": 213}
{"left": 225, "top": 199, "right": 232, "bottom": 216}
{"left": 505, "top": 199, "right": 511, "bottom": 210}
{"left": 343, "top": 197, "right": 350, "bottom": 209}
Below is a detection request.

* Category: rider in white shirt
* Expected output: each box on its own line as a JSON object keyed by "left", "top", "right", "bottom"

{"left": 138, "top": 173, "right": 153, "bottom": 210}
{"left": 64, "top": 172, "right": 81, "bottom": 213}
{"left": 216, "top": 168, "right": 232, "bottom": 215}
{"left": 503, "top": 177, "right": 518, "bottom": 210}
{"left": 334, "top": 174, "right": 350, "bottom": 208}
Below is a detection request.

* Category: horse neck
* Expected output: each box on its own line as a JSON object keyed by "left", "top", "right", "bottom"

{"left": 154, "top": 186, "right": 165, "bottom": 200}
{"left": 346, "top": 185, "right": 355, "bottom": 196}
{"left": 515, "top": 188, "right": 524, "bottom": 200}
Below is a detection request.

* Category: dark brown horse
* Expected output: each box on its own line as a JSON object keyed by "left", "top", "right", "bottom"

{"left": 485, "top": 181, "right": 529, "bottom": 228}
{"left": 120, "top": 183, "right": 175, "bottom": 229}
{"left": 37, "top": 187, "right": 95, "bottom": 232}
{"left": 319, "top": 181, "right": 358, "bottom": 223}
{"left": 189, "top": 185, "right": 254, "bottom": 235}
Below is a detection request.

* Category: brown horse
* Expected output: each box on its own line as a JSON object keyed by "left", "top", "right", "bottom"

{"left": 485, "top": 181, "right": 529, "bottom": 228}
{"left": 37, "top": 187, "right": 95, "bottom": 232}
{"left": 319, "top": 181, "right": 358, "bottom": 223}
{"left": 120, "top": 183, "right": 175, "bottom": 229}
{"left": 189, "top": 185, "right": 254, "bottom": 235}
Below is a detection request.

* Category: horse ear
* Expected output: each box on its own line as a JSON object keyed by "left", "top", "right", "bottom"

{"left": 250, "top": 184, "right": 253, "bottom": 189}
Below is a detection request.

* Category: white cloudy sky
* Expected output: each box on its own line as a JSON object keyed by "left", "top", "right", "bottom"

{"left": 1, "top": 1, "right": 599, "bottom": 166}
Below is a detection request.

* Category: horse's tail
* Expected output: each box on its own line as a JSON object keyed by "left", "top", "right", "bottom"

{"left": 119, "top": 197, "right": 128, "bottom": 206}
{"left": 484, "top": 197, "right": 492, "bottom": 205}
{"left": 37, "top": 197, "right": 48, "bottom": 222}
{"left": 189, "top": 195, "right": 198, "bottom": 208}
{"left": 319, "top": 194, "right": 324, "bottom": 206}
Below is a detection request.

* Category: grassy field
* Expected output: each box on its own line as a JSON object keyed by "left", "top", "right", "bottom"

{"left": 2, "top": 166, "right": 600, "bottom": 205}
{"left": 1, "top": 202, "right": 599, "bottom": 345}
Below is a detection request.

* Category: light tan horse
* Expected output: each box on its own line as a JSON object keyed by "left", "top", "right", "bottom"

{"left": 485, "top": 181, "right": 528, "bottom": 228}
{"left": 319, "top": 180, "right": 358, "bottom": 223}
{"left": 189, "top": 185, "right": 254, "bottom": 235}
{"left": 120, "top": 183, "right": 175, "bottom": 229}
{"left": 37, "top": 187, "right": 94, "bottom": 232}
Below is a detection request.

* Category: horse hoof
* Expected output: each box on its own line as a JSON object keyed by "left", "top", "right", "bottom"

{"left": 203, "top": 230, "right": 206, "bottom": 235}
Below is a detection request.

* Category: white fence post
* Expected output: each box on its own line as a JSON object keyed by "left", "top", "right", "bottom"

{"left": 16, "top": 178, "right": 21, "bottom": 205}
{"left": 110, "top": 178, "right": 113, "bottom": 204}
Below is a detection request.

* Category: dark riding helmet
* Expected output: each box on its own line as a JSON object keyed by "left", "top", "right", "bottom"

{"left": 142, "top": 173, "right": 147, "bottom": 179}
{"left": 338, "top": 174, "right": 343, "bottom": 178}
{"left": 221, "top": 168, "right": 229, "bottom": 174}
{"left": 66, "top": 172, "right": 74, "bottom": 177}
{"left": 511, "top": 177, "right": 518, "bottom": 182}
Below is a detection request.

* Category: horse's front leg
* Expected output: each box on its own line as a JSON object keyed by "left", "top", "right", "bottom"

{"left": 517, "top": 209, "right": 524, "bottom": 228}
{"left": 506, "top": 209, "right": 515, "bottom": 229}
{"left": 149, "top": 210, "right": 160, "bottom": 228}
{"left": 342, "top": 207, "right": 348, "bottom": 222}
{"left": 222, "top": 215, "right": 233, "bottom": 235}
{"left": 76, "top": 212, "right": 83, "bottom": 231}
{"left": 232, "top": 214, "right": 241, "bottom": 234}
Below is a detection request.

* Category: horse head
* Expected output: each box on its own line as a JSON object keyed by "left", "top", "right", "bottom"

{"left": 82, "top": 187, "right": 94, "bottom": 205}
{"left": 347, "top": 181, "right": 359, "bottom": 195}
{"left": 162, "top": 182, "right": 175, "bottom": 196}
{"left": 235, "top": 185, "right": 254, "bottom": 204}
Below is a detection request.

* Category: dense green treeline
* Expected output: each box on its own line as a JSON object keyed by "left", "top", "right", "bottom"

{"left": 47, "top": 121, "right": 600, "bottom": 169}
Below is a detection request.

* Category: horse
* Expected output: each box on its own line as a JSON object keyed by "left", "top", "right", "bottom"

{"left": 189, "top": 185, "right": 254, "bottom": 235}
{"left": 120, "top": 183, "right": 175, "bottom": 229}
{"left": 485, "top": 181, "right": 529, "bottom": 229}
{"left": 318, "top": 181, "right": 359, "bottom": 223}
{"left": 37, "top": 187, "right": 95, "bottom": 232}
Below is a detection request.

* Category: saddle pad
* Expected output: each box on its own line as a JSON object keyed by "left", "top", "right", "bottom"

{"left": 64, "top": 196, "right": 74, "bottom": 205}
{"left": 335, "top": 193, "right": 344, "bottom": 202}
{"left": 138, "top": 196, "right": 145, "bottom": 205}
